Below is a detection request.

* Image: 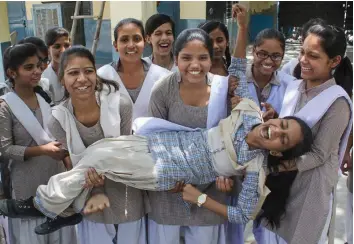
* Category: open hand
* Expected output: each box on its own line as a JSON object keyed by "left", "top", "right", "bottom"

{"left": 84, "top": 167, "right": 105, "bottom": 188}
{"left": 216, "top": 176, "right": 234, "bottom": 193}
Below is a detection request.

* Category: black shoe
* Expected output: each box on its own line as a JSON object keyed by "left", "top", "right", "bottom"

{"left": 35, "top": 213, "right": 83, "bottom": 235}
{"left": 0, "top": 196, "right": 44, "bottom": 218}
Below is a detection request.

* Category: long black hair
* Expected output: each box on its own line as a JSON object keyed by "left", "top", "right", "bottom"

{"left": 174, "top": 28, "right": 213, "bottom": 59}
{"left": 3, "top": 43, "right": 52, "bottom": 104}
{"left": 58, "top": 46, "right": 119, "bottom": 101}
{"left": 308, "top": 24, "right": 352, "bottom": 97}
{"left": 256, "top": 116, "right": 314, "bottom": 229}
{"left": 198, "top": 21, "right": 231, "bottom": 68}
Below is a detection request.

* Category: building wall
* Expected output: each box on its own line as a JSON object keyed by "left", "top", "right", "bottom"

{"left": 0, "top": 2, "right": 11, "bottom": 82}
{"left": 0, "top": 2, "right": 10, "bottom": 42}
{"left": 248, "top": 1, "right": 277, "bottom": 42}
{"left": 179, "top": 1, "right": 206, "bottom": 34}
{"left": 85, "top": 1, "right": 113, "bottom": 66}
{"left": 24, "top": 1, "right": 40, "bottom": 38}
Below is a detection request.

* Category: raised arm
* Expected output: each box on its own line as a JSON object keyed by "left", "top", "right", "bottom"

{"left": 227, "top": 4, "right": 254, "bottom": 101}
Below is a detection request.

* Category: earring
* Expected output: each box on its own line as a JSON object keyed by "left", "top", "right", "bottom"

{"left": 270, "top": 151, "right": 277, "bottom": 156}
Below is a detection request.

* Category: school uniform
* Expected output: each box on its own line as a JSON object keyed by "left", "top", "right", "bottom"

{"left": 226, "top": 65, "right": 295, "bottom": 244}
{"left": 143, "top": 54, "right": 179, "bottom": 72}
{"left": 41, "top": 63, "right": 65, "bottom": 105}
{"left": 0, "top": 92, "right": 77, "bottom": 244}
{"left": 281, "top": 58, "right": 299, "bottom": 77}
{"left": 264, "top": 78, "right": 353, "bottom": 244}
{"left": 146, "top": 68, "right": 231, "bottom": 244}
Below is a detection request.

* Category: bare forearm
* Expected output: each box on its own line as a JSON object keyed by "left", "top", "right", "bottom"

{"left": 63, "top": 156, "right": 73, "bottom": 170}
{"left": 24, "top": 146, "right": 44, "bottom": 160}
{"left": 202, "top": 196, "right": 228, "bottom": 219}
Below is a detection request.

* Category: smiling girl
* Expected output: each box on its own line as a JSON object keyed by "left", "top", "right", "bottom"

{"left": 42, "top": 27, "right": 72, "bottom": 104}
{"left": 198, "top": 20, "right": 231, "bottom": 76}
{"left": 144, "top": 14, "right": 177, "bottom": 71}
{"left": 0, "top": 43, "right": 76, "bottom": 244}
{"left": 146, "top": 27, "right": 232, "bottom": 244}
{"left": 262, "top": 24, "right": 353, "bottom": 244}
{"left": 97, "top": 18, "right": 171, "bottom": 122}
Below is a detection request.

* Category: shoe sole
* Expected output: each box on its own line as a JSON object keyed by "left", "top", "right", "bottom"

{"left": 0, "top": 208, "right": 43, "bottom": 219}
{"left": 34, "top": 215, "right": 83, "bottom": 235}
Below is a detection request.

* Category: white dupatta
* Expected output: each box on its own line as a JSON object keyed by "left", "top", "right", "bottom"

{"left": 52, "top": 86, "right": 121, "bottom": 166}
{"left": 1, "top": 92, "right": 53, "bottom": 145}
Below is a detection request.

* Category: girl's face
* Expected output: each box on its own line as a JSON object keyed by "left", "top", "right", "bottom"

{"left": 250, "top": 118, "right": 303, "bottom": 152}
{"left": 147, "top": 22, "right": 174, "bottom": 57}
{"left": 9, "top": 55, "right": 42, "bottom": 88}
{"left": 209, "top": 28, "right": 228, "bottom": 60}
{"left": 62, "top": 56, "right": 97, "bottom": 100}
{"left": 299, "top": 34, "right": 340, "bottom": 82}
{"left": 113, "top": 23, "right": 145, "bottom": 63}
{"left": 252, "top": 39, "right": 284, "bottom": 76}
{"left": 176, "top": 40, "right": 212, "bottom": 84}
{"left": 49, "top": 36, "right": 71, "bottom": 65}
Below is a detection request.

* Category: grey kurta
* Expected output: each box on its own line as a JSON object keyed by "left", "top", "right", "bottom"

{"left": 48, "top": 92, "right": 150, "bottom": 224}
{"left": 0, "top": 99, "right": 77, "bottom": 244}
{"left": 267, "top": 78, "right": 351, "bottom": 244}
{"left": 147, "top": 72, "right": 227, "bottom": 225}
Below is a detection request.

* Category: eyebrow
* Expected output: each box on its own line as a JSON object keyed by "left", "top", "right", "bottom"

{"left": 66, "top": 67, "right": 94, "bottom": 72}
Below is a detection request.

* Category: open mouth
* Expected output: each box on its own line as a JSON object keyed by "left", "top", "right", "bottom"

{"left": 159, "top": 43, "right": 169, "bottom": 48}
{"left": 301, "top": 67, "right": 312, "bottom": 72}
{"left": 126, "top": 51, "right": 137, "bottom": 55}
{"left": 262, "top": 64, "right": 273, "bottom": 70}
{"left": 261, "top": 126, "right": 272, "bottom": 139}
{"left": 77, "top": 86, "right": 89, "bottom": 91}
{"left": 188, "top": 70, "right": 201, "bottom": 75}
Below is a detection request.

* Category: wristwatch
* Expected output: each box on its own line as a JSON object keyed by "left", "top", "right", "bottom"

{"left": 197, "top": 194, "right": 207, "bottom": 207}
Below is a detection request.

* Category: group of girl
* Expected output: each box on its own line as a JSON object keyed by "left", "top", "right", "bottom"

{"left": 0, "top": 4, "right": 352, "bottom": 244}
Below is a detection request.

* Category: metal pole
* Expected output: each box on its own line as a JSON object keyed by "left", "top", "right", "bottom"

{"left": 91, "top": 1, "right": 106, "bottom": 56}
{"left": 70, "top": 1, "right": 81, "bottom": 44}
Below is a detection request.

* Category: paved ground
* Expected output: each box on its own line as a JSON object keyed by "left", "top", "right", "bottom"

{"left": 243, "top": 43, "right": 353, "bottom": 244}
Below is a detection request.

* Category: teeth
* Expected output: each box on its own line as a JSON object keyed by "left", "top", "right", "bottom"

{"left": 189, "top": 71, "right": 200, "bottom": 75}
{"left": 301, "top": 67, "right": 311, "bottom": 71}
{"left": 268, "top": 127, "right": 271, "bottom": 139}
{"left": 126, "top": 51, "right": 136, "bottom": 54}
{"left": 160, "top": 44, "right": 168, "bottom": 47}
{"left": 262, "top": 64, "right": 272, "bottom": 69}
{"left": 77, "top": 86, "right": 88, "bottom": 91}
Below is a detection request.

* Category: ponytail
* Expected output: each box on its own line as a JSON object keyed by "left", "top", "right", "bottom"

{"left": 334, "top": 56, "right": 353, "bottom": 97}
{"left": 224, "top": 45, "right": 231, "bottom": 69}
{"left": 293, "top": 63, "right": 302, "bottom": 79}
{"left": 33, "top": 86, "right": 52, "bottom": 105}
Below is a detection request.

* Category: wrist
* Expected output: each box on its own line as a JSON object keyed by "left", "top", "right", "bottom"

{"left": 238, "top": 25, "right": 248, "bottom": 31}
{"left": 197, "top": 193, "right": 208, "bottom": 207}
{"left": 38, "top": 145, "right": 47, "bottom": 156}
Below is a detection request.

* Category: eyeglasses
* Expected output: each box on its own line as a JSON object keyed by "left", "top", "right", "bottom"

{"left": 254, "top": 49, "right": 283, "bottom": 62}
{"left": 39, "top": 57, "right": 50, "bottom": 65}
